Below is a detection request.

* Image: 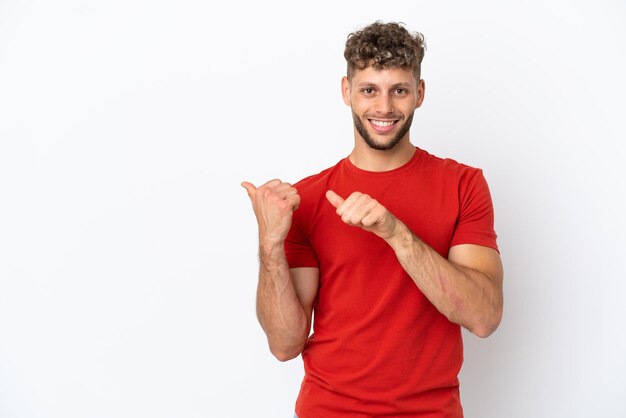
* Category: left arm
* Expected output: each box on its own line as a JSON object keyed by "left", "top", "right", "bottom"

{"left": 326, "top": 190, "right": 503, "bottom": 338}
{"left": 387, "top": 221, "right": 503, "bottom": 337}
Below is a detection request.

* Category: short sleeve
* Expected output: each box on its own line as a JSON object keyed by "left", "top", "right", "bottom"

{"left": 450, "top": 169, "right": 499, "bottom": 252}
{"left": 284, "top": 210, "right": 319, "bottom": 268}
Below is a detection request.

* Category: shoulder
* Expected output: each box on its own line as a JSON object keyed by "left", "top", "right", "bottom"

{"left": 418, "top": 148, "right": 480, "bottom": 173}
{"left": 420, "top": 151, "right": 495, "bottom": 221}
{"left": 417, "top": 148, "right": 485, "bottom": 185}
{"left": 292, "top": 159, "right": 344, "bottom": 197}
{"left": 289, "top": 159, "right": 344, "bottom": 226}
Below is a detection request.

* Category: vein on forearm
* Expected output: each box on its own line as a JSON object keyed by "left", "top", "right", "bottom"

{"left": 257, "top": 245, "right": 308, "bottom": 350}
{"left": 388, "top": 222, "right": 499, "bottom": 334}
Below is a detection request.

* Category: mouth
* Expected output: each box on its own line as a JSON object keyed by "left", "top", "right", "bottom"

{"left": 368, "top": 118, "right": 399, "bottom": 134}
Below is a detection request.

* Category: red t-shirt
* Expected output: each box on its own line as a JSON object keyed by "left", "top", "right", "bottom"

{"left": 285, "top": 147, "right": 498, "bottom": 417}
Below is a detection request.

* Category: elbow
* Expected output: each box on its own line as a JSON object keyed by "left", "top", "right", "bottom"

{"left": 261, "top": 321, "right": 309, "bottom": 362}
{"left": 268, "top": 337, "right": 306, "bottom": 362}
{"left": 270, "top": 345, "right": 303, "bottom": 362}
{"left": 273, "top": 352, "right": 299, "bottom": 362}
{"left": 471, "top": 323, "right": 498, "bottom": 338}
{"left": 469, "top": 306, "right": 503, "bottom": 338}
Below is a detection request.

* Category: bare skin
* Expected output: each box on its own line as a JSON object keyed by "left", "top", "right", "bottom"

{"left": 325, "top": 190, "right": 503, "bottom": 337}
{"left": 242, "top": 65, "right": 503, "bottom": 360}
{"left": 241, "top": 180, "right": 319, "bottom": 361}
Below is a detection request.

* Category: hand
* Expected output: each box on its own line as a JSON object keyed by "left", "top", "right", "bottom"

{"left": 242, "top": 179, "right": 301, "bottom": 245}
{"left": 325, "top": 189, "right": 398, "bottom": 240}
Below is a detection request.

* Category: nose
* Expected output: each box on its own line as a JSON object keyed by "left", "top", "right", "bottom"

{"left": 375, "top": 93, "right": 394, "bottom": 115}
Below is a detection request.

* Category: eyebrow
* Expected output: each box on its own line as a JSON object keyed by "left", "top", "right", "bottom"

{"left": 357, "top": 82, "right": 414, "bottom": 89}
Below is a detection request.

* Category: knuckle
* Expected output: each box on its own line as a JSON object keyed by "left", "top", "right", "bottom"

{"left": 262, "top": 189, "right": 276, "bottom": 200}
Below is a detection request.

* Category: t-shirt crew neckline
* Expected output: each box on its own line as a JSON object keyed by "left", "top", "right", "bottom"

{"left": 343, "top": 146, "right": 424, "bottom": 178}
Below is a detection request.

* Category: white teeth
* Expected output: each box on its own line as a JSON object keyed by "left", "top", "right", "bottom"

{"left": 371, "top": 120, "right": 395, "bottom": 127}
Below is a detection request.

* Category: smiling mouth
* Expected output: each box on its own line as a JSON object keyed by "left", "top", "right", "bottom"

{"left": 368, "top": 118, "right": 400, "bottom": 133}
{"left": 369, "top": 119, "right": 398, "bottom": 127}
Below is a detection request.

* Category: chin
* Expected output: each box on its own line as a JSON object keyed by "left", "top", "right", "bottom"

{"left": 353, "top": 110, "right": 413, "bottom": 151}
{"left": 362, "top": 133, "right": 404, "bottom": 151}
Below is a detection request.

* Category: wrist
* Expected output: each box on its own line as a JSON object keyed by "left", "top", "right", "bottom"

{"left": 259, "top": 237, "right": 285, "bottom": 257}
{"left": 385, "top": 220, "right": 414, "bottom": 250}
{"left": 258, "top": 238, "right": 289, "bottom": 275}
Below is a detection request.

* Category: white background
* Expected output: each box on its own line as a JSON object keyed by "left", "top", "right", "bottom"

{"left": 1, "top": 1, "right": 625, "bottom": 417}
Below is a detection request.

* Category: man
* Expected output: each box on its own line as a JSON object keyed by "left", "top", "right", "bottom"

{"left": 242, "top": 21, "right": 503, "bottom": 418}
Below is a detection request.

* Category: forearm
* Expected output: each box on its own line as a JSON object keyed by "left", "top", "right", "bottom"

{"left": 256, "top": 241, "right": 309, "bottom": 360}
{"left": 386, "top": 221, "right": 503, "bottom": 337}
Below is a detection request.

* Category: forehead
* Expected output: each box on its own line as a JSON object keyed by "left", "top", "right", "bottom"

{"left": 350, "top": 66, "right": 417, "bottom": 86}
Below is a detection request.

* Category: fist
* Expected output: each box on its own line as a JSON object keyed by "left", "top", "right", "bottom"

{"left": 326, "top": 189, "right": 397, "bottom": 240}
{"left": 242, "top": 179, "right": 301, "bottom": 244}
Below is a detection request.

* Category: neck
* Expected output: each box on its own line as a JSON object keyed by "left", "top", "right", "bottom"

{"left": 348, "top": 137, "right": 416, "bottom": 172}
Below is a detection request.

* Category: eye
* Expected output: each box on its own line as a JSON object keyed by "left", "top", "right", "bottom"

{"left": 394, "top": 88, "right": 408, "bottom": 95}
{"left": 361, "top": 87, "right": 375, "bottom": 95}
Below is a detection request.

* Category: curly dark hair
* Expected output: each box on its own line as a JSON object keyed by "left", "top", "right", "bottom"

{"left": 344, "top": 21, "right": 426, "bottom": 81}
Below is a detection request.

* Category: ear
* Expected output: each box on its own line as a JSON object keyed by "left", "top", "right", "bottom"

{"left": 415, "top": 79, "right": 426, "bottom": 109}
{"left": 341, "top": 76, "right": 351, "bottom": 106}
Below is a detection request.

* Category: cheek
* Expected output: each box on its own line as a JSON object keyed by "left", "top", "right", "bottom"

{"left": 349, "top": 97, "right": 367, "bottom": 112}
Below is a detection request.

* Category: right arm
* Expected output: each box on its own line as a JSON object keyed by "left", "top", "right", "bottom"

{"left": 242, "top": 179, "right": 319, "bottom": 361}
{"left": 257, "top": 256, "right": 318, "bottom": 361}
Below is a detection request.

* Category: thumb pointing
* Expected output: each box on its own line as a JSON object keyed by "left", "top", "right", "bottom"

{"left": 241, "top": 181, "right": 257, "bottom": 199}
{"left": 325, "top": 190, "right": 344, "bottom": 209}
